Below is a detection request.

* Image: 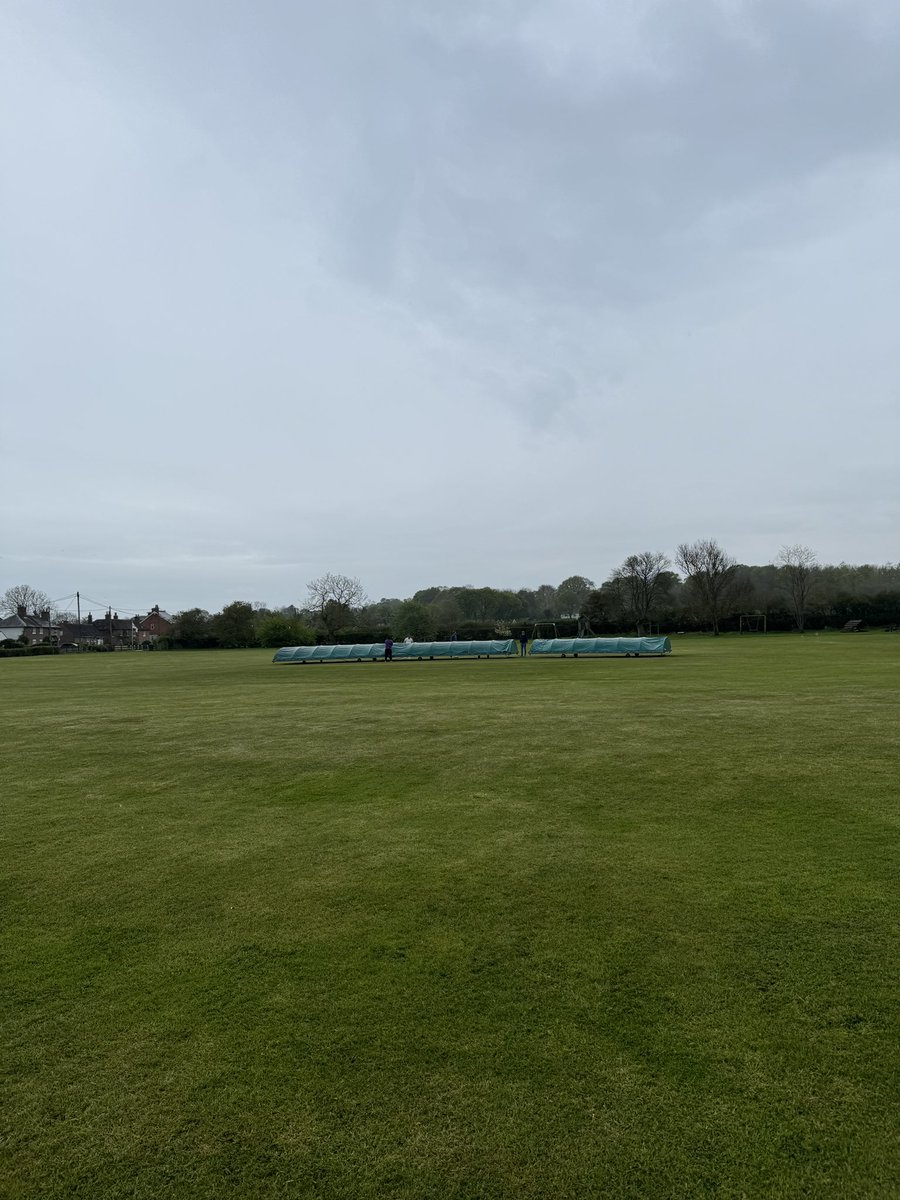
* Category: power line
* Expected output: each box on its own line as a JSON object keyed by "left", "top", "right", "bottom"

{"left": 78, "top": 595, "right": 143, "bottom": 617}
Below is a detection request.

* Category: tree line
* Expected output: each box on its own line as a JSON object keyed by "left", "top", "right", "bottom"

{"left": 5, "top": 543, "right": 900, "bottom": 651}
{"left": 147, "top": 544, "right": 900, "bottom": 646}
{"left": 580, "top": 543, "right": 900, "bottom": 636}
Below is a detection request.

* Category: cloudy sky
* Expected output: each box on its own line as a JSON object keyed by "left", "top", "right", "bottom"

{"left": 3, "top": 0, "right": 899, "bottom": 613}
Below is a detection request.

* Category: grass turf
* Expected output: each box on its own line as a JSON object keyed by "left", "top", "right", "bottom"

{"left": 2, "top": 635, "right": 898, "bottom": 1198}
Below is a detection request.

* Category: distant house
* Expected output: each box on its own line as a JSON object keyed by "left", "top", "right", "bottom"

{"left": 0, "top": 606, "right": 61, "bottom": 646}
{"left": 58, "top": 622, "right": 106, "bottom": 648}
{"left": 137, "top": 605, "right": 173, "bottom": 646}
{"left": 0, "top": 619, "right": 23, "bottom": 644}
{"left": 92, "top": 611, "right": 139, "bottom": 650}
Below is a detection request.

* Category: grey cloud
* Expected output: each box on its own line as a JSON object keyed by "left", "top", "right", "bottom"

{"left": 307, "top": 2, "right": 900, "bottom": 301}
{"left": 2, "top": 1, "right": 899, "bottom": 607}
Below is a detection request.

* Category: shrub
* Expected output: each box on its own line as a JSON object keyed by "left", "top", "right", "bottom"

{"left": 257, "top": 616, "right": 317, "bottom": 648}
{"left": 332, "top": 627, "right": 391, "bottom": 645}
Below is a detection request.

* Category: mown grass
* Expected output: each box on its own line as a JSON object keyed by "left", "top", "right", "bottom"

{"left": 2, "top": 636, "right": 898, "bottom": 1198}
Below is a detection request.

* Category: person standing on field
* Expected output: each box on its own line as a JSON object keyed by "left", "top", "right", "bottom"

{"left": 384, "top": 637, "right": 393, "bottom": 662}
{"left": 519, "top": 630, "right": 528, "bottom": 657}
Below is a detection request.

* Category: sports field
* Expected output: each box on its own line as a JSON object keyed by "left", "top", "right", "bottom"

{"left": 3, "top": 636, "right": 898, "bottom": 1198}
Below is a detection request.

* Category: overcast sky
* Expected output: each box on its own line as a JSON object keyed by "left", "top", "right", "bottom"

{"left": 3, "top": 0, "right": 899, "bottom": 613}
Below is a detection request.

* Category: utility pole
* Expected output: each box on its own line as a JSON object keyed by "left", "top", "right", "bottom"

{"left": 76, "top": 591, "right": 81, "bottom": 626}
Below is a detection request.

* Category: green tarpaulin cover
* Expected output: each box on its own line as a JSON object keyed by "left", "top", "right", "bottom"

{"left": 273, "top": 640, "right": 516, "bottom": 663}
{"left": 530, "top": 637, "right": 671, "bottom": 656}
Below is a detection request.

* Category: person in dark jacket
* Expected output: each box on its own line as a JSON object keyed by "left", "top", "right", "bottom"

{"left": 519, "top": 630, "right": 528, "bottom": 657}
{"left": 384, "top": 637, "right": 393, "bottom": 662}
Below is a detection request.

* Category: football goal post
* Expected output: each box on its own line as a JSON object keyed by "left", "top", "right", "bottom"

{"left": 739, "top": 613, "right": 767, "bottom": 634}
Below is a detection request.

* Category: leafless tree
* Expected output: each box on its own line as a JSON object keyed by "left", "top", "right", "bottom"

{"left": 612, "top": 551, "right": 672, "bottom": 634}
{"left": 2, "top": 584, "right": 53, "bottom": 616}
{"left": 676, "top": 539, "right": 737, "bottom": 635}
{"left": 776, "top": 544, "right": 818, "bottom": 631}
{"left": 306, "top": 573, "right": 367, "bottom": 639}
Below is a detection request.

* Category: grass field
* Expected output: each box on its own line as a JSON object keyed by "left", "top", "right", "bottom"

{"left": 3, "top": 635, "right": 899, "bottom": 1198}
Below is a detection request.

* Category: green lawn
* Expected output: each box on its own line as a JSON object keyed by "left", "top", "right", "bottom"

{"left": 2, "top": 636, "right": 898, "bottom": 1198}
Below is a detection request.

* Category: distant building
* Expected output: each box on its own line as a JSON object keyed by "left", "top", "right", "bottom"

{"left": 58, "top": 622, "right": 106, "bottom": 648}
{"left": 0, "top": 615, "right": 24, "bottom": 643}
{"left": 93, "top": 611, "right": 139, "bottom": 650}
{"left": 137, "top": 605, "right": 173, "bottom": 646}
{"left": 1, "top": 604, "right": 173, "bottom": 650}
{"left": 0, "top": 606, "right": 61, "bottom": 646}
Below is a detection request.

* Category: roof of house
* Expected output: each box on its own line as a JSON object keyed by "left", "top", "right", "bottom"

{"left": 139, "top": 610, "right": 173, "bottom": 626}
{"left": 59, "top": 623, "right": 105, "bottom": 639}
{"left": 0, "top": 613, "right": 59, "bottom": 629}
{"left": 91, "top": 612, "right": 137, "bottom": 629}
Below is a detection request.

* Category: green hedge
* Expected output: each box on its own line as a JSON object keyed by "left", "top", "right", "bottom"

{"left": 0, "top": 645, "right": 60, "bottom": 657}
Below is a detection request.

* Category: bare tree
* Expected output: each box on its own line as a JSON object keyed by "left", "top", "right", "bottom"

{"left": 612, "top": 551, "right": 672, "bottom": 634}
{"left": 2, "top": 584, "right": 52, "bottom": 616}
{"left": 776, "top": 544, "right": 818, "bottom": 631}
{"left": 306, "top": 573, "right": 367, "bottom": 639}
{"left": 676, "top": 539, "right": 737, "bottom": 635}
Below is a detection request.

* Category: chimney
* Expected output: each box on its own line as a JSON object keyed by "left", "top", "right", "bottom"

{"left": 17, "top": 605, "right": 26, "bottom": 618}
{"left": 41, "top": 610, "right": 50, "bottom": 621}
